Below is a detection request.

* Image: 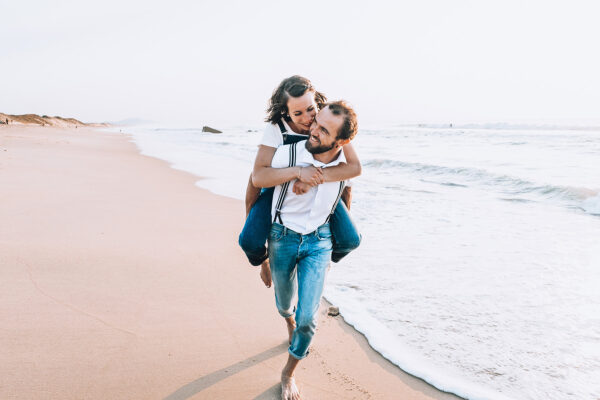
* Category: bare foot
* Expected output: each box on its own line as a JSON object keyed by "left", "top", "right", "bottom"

{"left": 281, "top": 374, "right": 301, "bottom": 400}
{"left": 285, "top": 316, "right": 296, "bottom": 344}
{"left": 260, "top": 259, "right": 272, "bottom": 288}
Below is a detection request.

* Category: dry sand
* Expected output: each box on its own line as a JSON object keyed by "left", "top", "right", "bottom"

{"left": 0, "top": 125, "right": 462, "bottom": 400}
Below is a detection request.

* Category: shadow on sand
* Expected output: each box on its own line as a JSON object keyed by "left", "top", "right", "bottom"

{"left": 252, "top": 383, "right": 282, "bottom": 400}
{"left": 162, "top": 343, "right": 288, "bottom": 400}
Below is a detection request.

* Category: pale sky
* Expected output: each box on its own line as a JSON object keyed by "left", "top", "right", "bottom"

{"left": 2, "top": 0, "right": 599, "bottom": 127}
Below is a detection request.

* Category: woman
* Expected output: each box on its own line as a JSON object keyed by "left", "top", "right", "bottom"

{"left": 239, "top": 75, "right": 362, "bottom": 287}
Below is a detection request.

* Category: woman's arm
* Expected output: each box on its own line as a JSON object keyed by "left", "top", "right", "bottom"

{"left": 251, "top": 145, "right": 323, "bottom": 188}
{"left": 244, "top": 173, "right": 261, "bottom": 217}
{"left": 321, "top": 142, "right": 362, "bottom": 182}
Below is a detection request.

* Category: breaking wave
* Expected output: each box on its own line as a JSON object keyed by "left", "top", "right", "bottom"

{"left": 364, "top": 158, "right": 599, "bottom": 215}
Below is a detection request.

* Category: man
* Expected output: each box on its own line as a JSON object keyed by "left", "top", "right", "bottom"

{"left": 268, "top": 101, "right": 359, "bottom": 400}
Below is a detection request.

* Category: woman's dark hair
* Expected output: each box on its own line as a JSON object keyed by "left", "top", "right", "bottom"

{"left": 265, "top": 75, "right": 327, "bottom": 124}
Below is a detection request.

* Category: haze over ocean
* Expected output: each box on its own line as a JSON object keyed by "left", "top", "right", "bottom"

{"left": 2, "top": 0, "right": 600, "bottom": 127}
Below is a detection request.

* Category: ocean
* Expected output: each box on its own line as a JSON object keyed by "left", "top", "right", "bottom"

{"left": 115, "top": 123, "right": 600, "bottom": 400}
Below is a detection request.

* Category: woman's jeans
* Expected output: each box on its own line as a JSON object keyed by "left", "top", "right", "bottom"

{"left": 238, "top": 188, "right": 361, "bottom": 266}
{"left": 268, "top": 222, "right": 331, "bottom": 360}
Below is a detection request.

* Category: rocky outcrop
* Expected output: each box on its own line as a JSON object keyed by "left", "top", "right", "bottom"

{"left": 202, "top": 126, "right": 222, "bottom": 134}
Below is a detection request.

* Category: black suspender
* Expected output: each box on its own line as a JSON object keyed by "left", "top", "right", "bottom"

{"left": 273, "top": 142, "right": 298, "bottom": 224}
{"left": 276, "top": 120, "right": 288, "bottom": 143}
{"left": 326, "top": 181, "right": 346, "bottom": 223}
{"left": 278, "top": 120, "right": 309, "bottom": 145}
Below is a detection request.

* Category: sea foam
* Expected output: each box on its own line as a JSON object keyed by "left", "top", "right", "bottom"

{"left": 582, "top": 193, "right": 600, "bottom": 215}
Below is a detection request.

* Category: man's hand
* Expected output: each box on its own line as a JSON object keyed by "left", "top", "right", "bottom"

{"left": 292, "top": 181, "right": 311, "bottom": 195}
{"left": 298, "top": 166, "right": 323, "bottom": 186}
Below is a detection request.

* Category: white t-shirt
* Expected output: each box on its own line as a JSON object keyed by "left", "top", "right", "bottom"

{"left": 259, "top": 120, "right": 308, "bottom": 148}
{"left": 271, "top": 141, "right": 347, "bottom": 234}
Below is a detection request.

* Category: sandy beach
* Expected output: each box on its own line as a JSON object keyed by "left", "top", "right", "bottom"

{"left": 0, "top": 125, "right": 461, "bottom": 400}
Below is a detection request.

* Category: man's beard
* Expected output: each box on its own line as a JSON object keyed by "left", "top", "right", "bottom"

{"left": 305, "top": 137, "right": 336, "bottom": 154}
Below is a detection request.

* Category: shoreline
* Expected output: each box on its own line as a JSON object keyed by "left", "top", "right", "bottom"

{"left": 1, "top": 125, "right": 462, "bottom": 399}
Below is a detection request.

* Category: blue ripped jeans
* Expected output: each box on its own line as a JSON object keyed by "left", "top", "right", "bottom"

{"left": 238, "top": 188, "right": 361, "bottom": 266}
{"left": 268, "top": 222, "right": 332, "bottom": 360}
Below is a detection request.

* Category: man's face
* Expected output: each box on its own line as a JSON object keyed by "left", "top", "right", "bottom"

{"left": 305, "top": 107, "right": 344, "bottom": 155}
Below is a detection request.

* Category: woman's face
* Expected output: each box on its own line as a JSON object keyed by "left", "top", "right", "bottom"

{"left": 286, "top": 91, "right": 317, "bottom": 133}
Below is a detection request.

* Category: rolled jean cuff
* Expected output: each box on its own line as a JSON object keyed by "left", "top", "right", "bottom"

{"left": 288, "top": 347, "right": 309, "bottom": 360}
{"left": 250, "top": 252, "right": 268, "bottom": 266}
{"left": 278, "top": 308, "right": 295, "bottom": 319}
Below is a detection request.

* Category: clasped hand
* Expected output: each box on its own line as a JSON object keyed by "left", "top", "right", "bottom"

{"left": 294, "top": 166, "right": 323, "bottom": 195}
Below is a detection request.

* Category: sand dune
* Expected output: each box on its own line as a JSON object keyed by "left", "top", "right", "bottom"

{"left": 0, "top": 112, "right": 109, "bottom": 128}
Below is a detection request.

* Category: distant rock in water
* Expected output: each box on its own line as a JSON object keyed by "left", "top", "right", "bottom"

{"left": 202, "top": 126, "right": 222, "bottom": 134}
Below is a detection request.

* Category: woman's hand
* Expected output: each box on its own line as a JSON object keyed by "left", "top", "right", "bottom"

{"left": 292, "top": 181, "right": 311, "bottom": 195}
{"left": 298, "top": 166, "right": 323, "bottom": 186}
